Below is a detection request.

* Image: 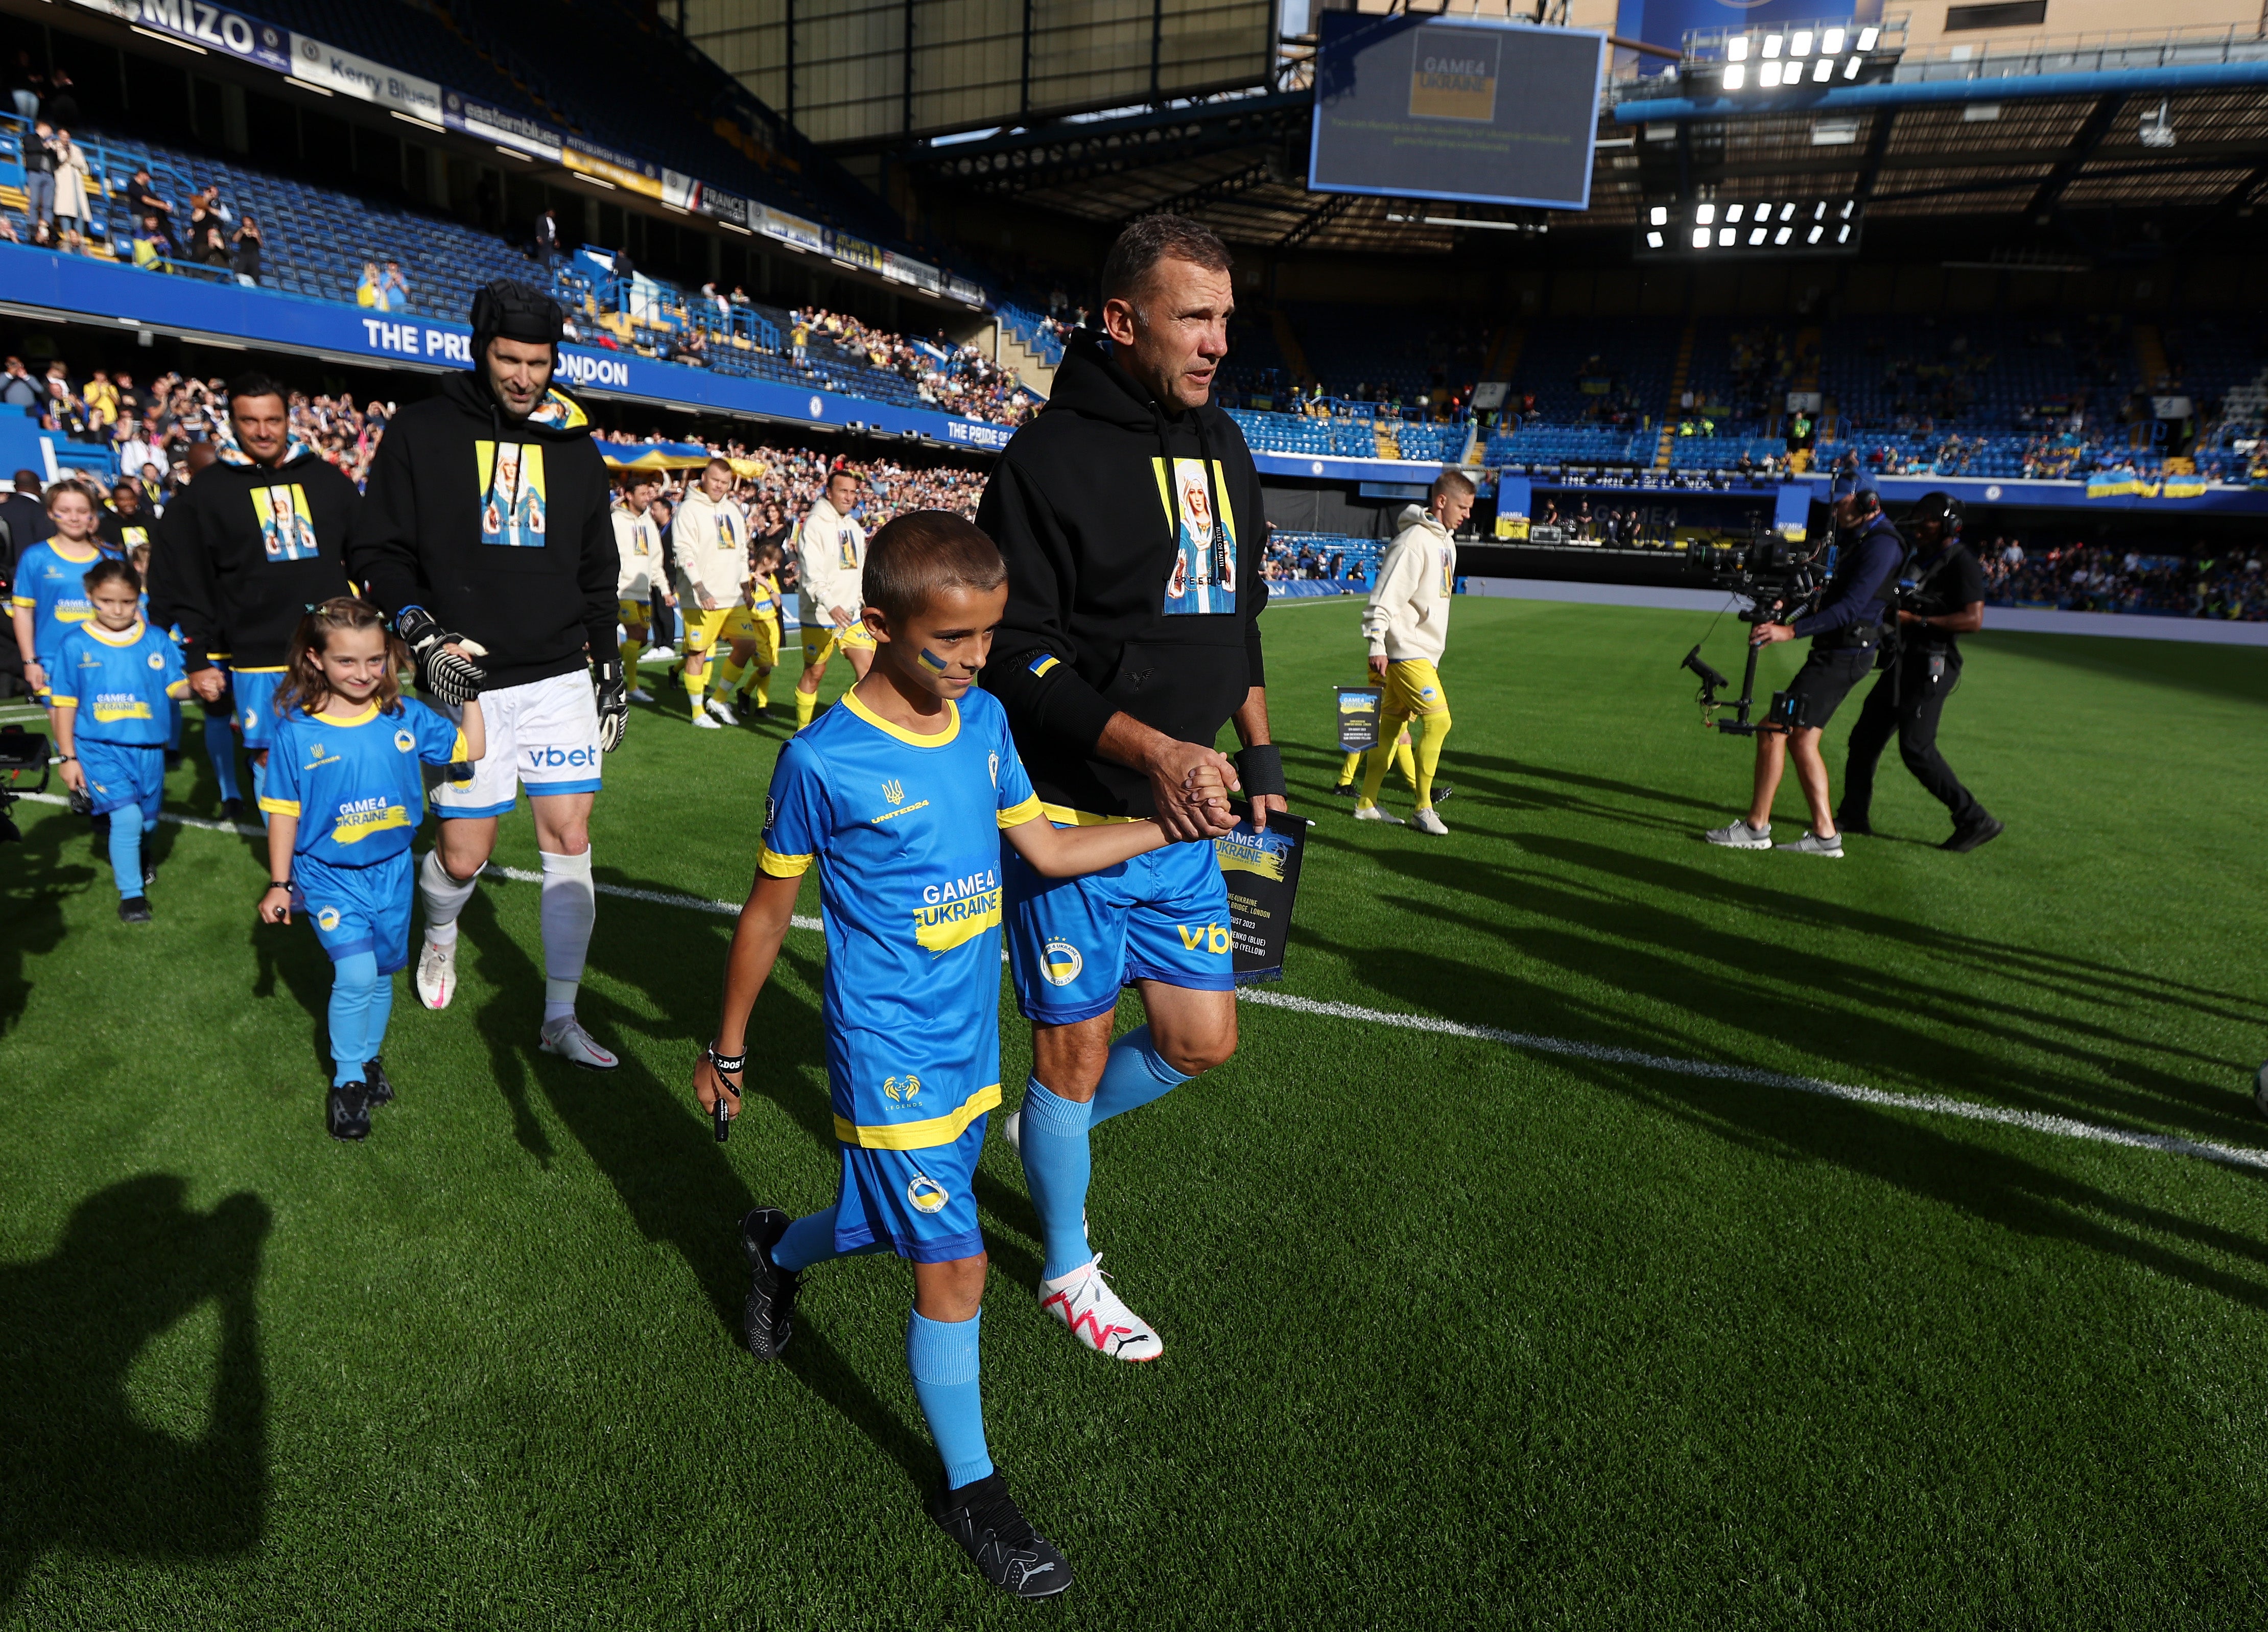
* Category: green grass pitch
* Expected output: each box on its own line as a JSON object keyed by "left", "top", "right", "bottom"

{"left": 6, "top": 596, "right": 2268, "bottom": 1628}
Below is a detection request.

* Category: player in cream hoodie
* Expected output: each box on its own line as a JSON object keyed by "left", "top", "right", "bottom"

{"left": 791, "top": 466, "right": 872, "bottom": 729}
{"left": 1355, "top": 469, "right": 1474, "bottom": 834}
{"left": 611, "top": 470, "right": 666, "bottom": 703}
{"left": 672, "top": 459, "right": 753, "bottom": 728}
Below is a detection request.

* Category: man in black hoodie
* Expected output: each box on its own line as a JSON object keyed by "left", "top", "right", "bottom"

{"left": 348, "top": 280, "right": 626, "bottom": 1071}
{"left": 146, "top": 371, "right": 356, "bottom": 821}
{"left": 977, "top": 215, "right": 1279, "bottom": 1361}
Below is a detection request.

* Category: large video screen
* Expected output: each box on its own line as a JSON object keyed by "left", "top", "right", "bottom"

{"left": 1309, "top": 14, "right": 1606, "bottom": 212}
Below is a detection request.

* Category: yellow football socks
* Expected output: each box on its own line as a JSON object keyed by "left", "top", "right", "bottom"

{"left": 794, "top": 688, "right": 817, "bottom": 729}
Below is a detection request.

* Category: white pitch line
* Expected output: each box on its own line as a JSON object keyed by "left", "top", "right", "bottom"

{"left": 17, "top": 791, "right": 2264, "bottom": 1174}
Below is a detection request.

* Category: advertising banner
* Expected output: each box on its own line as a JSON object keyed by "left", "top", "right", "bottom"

{"left": 442, "top": 91, "right": 562, "bottom": 161}
{"left": 287, "top": 35, "right": 442, "bottom": 124}
{"left": 72, "top": 0, "right": 292, "bottom": 73}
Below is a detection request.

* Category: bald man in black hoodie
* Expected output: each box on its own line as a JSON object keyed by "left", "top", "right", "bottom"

{"left": 977, "top": 215, "right": 1280, "bottom": 1362}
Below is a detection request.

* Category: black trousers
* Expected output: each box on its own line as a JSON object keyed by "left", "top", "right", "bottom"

{"left": 1840, "top": 650, "right": 1985, "bottom": 827}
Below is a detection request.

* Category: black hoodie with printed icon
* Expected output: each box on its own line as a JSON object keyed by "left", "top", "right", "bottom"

{"left": 976, "top": 328, "right": 1268, "bottom": 822}
{"left": 347, "top": 369, "right": 618, "bottom": 692}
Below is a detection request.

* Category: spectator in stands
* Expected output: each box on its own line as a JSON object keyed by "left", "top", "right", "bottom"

{"left": 382, "top": 262, "right": 409, "bottom": 313}
{"left": 35, "top": 65, "right": 75, "bottom": 129}
{"left": 535, "top": 206, "right": 561, "bottom": 270}
{"left": 357, "top": 263, "right": 385, "bottom": 309}
{"left": 1, "top": 471, "right": 50, "bottom": 561}
{"left": 124, "top": 168, "right": 174, "bottom": 249}
{"left": 790, "top": 310, "right": 810, "bottom": 367}
{"left": 231, "top": 216, "right": 263, "bottom": 286}
{"left": 21, "top": 122, "right": 57, "bottom": 238}
{"left": 132, "top": 215, "right": 168, "bottom": 271}
{"left": 187, "top": 189, "right": 225, "bottom": 267}
{"left": 2, "top": 358, "right": 39, "bottom": 412}
{"left": 8, "top": 50, "right": 41, "bottom": 123}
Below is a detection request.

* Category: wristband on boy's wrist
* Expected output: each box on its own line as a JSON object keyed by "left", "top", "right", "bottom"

{"left": 706, "top": 1042, "right": 746, "bottom": 1076}
{"left": 267, "top": 880, "right": 291, "bottom": 891}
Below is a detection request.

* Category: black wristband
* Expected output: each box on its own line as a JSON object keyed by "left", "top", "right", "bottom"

{"left": 706, "top": 1043, "right": 746, "bottom": 1076}
{"left": 1235, "top": 743, "right": 1286, "bottom": 798}
{"left": 268, "top": 880, "right": 292, "bottom": 890}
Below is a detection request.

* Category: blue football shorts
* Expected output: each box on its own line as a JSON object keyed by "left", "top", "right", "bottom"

{"left": 1003, "top": 826, "right": 1234, "bottom": 1025}
{"left": 78, "top": 739, "right": 164, "bottom": 818}
{"left": 293, "top": 850, "right": 415, "bottom": 975}
{"left": 832, "top": 1114, "right": 985, "bottom": 1264}
{"left": 232, "top": 667, "right": 288, "bottom": 752}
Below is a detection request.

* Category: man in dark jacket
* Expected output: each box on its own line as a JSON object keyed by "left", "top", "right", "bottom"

{"left": 976, "top": 215, "right": 1280, "bottom": 1361}
{"left": 348, "top": 280, "right": 625, "bottom": 1069}
{"left": 146, "top": 371, "right": 357, "bottom": 820}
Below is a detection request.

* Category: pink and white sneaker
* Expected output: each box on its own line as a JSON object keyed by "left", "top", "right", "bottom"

{"left": 538, "top": 1015, "right": 619, "bottom": 1071}
{"left": 1037, "top": 1255, "right": 1162, "bottom": 1362}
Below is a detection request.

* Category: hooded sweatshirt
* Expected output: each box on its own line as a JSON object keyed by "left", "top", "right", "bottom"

{"left": 1362, "top": 504, "right": 1456, "bottom": 665}
{"left": 347, "top": 371, "right": 617, "bottom": 691}
{"left": 976, "top": 328, "right": 1267, "bottom": 821}
{"left": 145, "top": 424, "right": 357, "bottom": 672}
{"left": 794, "top": 491, "right": 864, "bottom": 628}
{"left": 673, "top": 485, "right": 751, "bottom": 609}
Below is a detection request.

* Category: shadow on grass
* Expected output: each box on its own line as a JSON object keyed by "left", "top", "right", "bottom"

{"left": 452, "top": 885, "right": 938, "bottom": 1493}
{"left": 0, "top": 801, "right": 89, "bottom": 1035}
{"left": 0, "top": 1176, "right": 270, "bottom": 1607}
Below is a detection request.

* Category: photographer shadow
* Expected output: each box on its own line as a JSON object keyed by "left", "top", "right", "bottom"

{"left": 454, "top": 883, "right": 938, "bottom": 1492}
{"left": 0, "top": 1176, "right": 270, "bottom": 1608}
{"left": 0, "top": 801, "right": 90, "bottom": 1035}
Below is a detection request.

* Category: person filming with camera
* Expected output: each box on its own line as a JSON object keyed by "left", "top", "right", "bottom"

{"left": 1835, "top": 492, "right": 2001, "bottom": 853}
{"left": 1704, "top": 488, "right": 1904, "bottom": 860}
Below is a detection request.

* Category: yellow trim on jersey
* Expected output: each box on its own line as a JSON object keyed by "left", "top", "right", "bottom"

{"left": 258, "top": 796, "right": 302, "bottom": 817}
{"left": 997, "top": 794, "right": 1044, "bottom": 829}
{"left": 164, "top": 679, "right": 191, "bottom": 700}
{"left": 85, "top": 620, "right": 148, "bottom": 647}
{"left": 50, "top": 694, "right": 78, "bottom": 709}
{"left": 232, "top": 665, "right": 289, "bottom": 674}
{"left": 833, "top": 1082, "right": 1001, "bottom": 1150}
{"left": 841, "top": 688, "right": 959, "bottom": 748}
{"left": 1038, "top": 801, "right": 1145, "bottom": 827}
{"left": 8, "top": 594, "right": 32, "bottom": 609}
{"left": 760, "top": 847, "right": 814, "bottom": 878}
{"left": 313, "top": 703, "right": 381, "bottom": 726}
{"left": 46, "top": 540, "right": 104, "bottom": 564}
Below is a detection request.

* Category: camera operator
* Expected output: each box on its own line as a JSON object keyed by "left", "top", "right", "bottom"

{"left": 1836, "top": 492, "right": 2002, "bottom": 853}
{"left": 1704, "top": 488, "right": 1904, "bottom": 859}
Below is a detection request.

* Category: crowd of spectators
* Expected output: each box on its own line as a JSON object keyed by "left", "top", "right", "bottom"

{"left": 1980, "top": 535, "right": 2268, "bottom": 620}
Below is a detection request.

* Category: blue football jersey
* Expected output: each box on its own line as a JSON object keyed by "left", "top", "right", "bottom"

{"left": 10, "top": 539, "right": 121, "bottom": 660}
{"left": 760, "top": 685, "right": 1043, "bottom": 1150}
{"left": 54, "top": 620, "right": 187, "bottom": 745}
{"left": 263, "top": 699, "right": 470, "bottom": 867}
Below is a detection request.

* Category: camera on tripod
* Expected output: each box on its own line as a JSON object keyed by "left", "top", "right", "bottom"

{"left": 1680, "top": 498, "right": 1837, "bottom": 737}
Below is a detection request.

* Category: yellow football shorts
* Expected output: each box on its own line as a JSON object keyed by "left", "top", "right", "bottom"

{"left": 617, "top": 598, "right": 650, "bottom": 628}
{"left": 683, "top": 607, "right": 736, "bottom": 656}
{"left": 736, "top": 611, "right": 782, "bottom": 669}
{"left": 800, "top": 620, "right": 876, "bottom": 666}
{"left": 1382, "top": 658, "right": 1448, "bottom": 718}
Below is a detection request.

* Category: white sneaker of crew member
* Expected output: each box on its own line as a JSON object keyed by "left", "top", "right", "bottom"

{"left": 627, "top": 684, "right": 655, "bottom": 704}
{"left": 1037, "top": 1255, "right": 1162, "bottom": 1363}
{"left": 539, "top": 1014, "right": 619, "bottom": 1069}
{"left": 415, "top": 937, "right": 458, "bottom": 1010}
{"left": 1410, "top": 807, "right": 1448, "bottom": 836}
{"left": 1704, "top": 818, "right": 1772, "bottom": 849}
{"left": 1353, "top": 802, "right": 1403, "bottom": 826}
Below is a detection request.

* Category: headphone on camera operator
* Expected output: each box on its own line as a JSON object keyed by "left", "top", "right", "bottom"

{"left": 1886, "top": 492, "right": 1970, "bottom": 665}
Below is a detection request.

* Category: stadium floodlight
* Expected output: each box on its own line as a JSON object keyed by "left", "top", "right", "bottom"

{"left": 1844, "top": 55, "right": 1861, "bottom": 79}
{"left": 1762, "top": 34, "right": 1783, "bottom": 58}
{"left": 1781, "top": 202, "right": 1797, "bottom": 220}
{"left": 1728, "top": 35, "right": 1750, "bottom": 61}
{"left": 1650, "top": 205, "right": 1669, "bottom": 226}
{"left": 1808, "top": 224, "right": 1825, "bottom": 243}
{"left": 1857, "top": 26, "right": 1880, "bottom": 51}
{"left": 1719, "top": 228, "right": 1736, "bottom": 246}
{"left": 1761, "top": 61, "right": 1783, "bottom": 87}
{"left": 1724, "top": 63, "right": 1746, "bottom": 89}
{"left": 1749, "top": 227, "right": 1767, "bottom": 245}
{"left": 1812, "top": 58, "right": 1832, "bottom": 82}
{"left": 1775, "top": 226, "right": 1793, "bottom": 244}
{"left": 1822, "top": 27, "right": 1846, "bottom": 54}
{"left": 1692, "top": 226, "right": 1712, "bottom": 248}
{"left": 1791, "top": 30, "right": 1812, "bottom": 56}
{"left": 1837, "top": 224, "right": 1852, "bottom": 243}
{"left": 1696, "top": 202, "right": 1716, "bottom": 224}
{"left": 1648, "top": 231, "right": 1666, "bottom": 248}
{"left": 1728, "top": 204, "right": 1745, "bottom": 223}
{"left": 1814, "top": 201, "right": 1827, "bottom": 219}
{"left": 1840, "top": 200, "right": 1855, "bottom": 218}
{"left": 1637, "top": 194, "right": 1864, "bottom": 257}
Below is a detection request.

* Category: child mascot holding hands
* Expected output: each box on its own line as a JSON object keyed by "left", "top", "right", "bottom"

{"left": 258, "top": 597, "right": 485, "bottom": 1140}
{"left": 693, "top": 511, "right": 1227, "bottom": 1599}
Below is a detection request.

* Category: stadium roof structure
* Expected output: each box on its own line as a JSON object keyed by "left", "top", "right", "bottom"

{"left": 899, "top": 25, "right": 2268, "bottom": 256}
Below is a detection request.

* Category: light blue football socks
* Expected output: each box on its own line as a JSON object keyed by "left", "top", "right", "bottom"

{"left": 1088, "top": 1024, "right": 1190, "bottom": 1129}
{"left": 202, "top": 711, "right": 241, "bottom": 805}
{"left": 908, "top": 1308, "right": 993, "bottom": 1491}
{"left": 106, "top": 800, "right": 152, "bottom": 898}
{"left": 327, "top": 950, "right": 382, "bottom": 1087}
{"left": 1018, "top": 1079, "right": 1095, "bottom": 1280}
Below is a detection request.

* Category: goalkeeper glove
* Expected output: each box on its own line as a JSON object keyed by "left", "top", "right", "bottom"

{"left": 397, "top": 607, "right": 488, "bottom": 706}
{"left": 594, "top": 656, "right": 628, "bottom": 752}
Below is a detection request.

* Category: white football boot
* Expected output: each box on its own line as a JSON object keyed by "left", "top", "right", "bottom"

{"left": 1410, "top": 807, "right": 1449, "bottom": 836}
{"left": 704, "top": 695, "right": 738, "bottom": 726}
{"left": 539, "top": 1015, "right": 620, "bottom": 1070}
{"left": 1037, "top": 1255, "right": 1162, "bottom": 1362}
{"left": 414, "top": 937, "right": 457, "bottom": 1011}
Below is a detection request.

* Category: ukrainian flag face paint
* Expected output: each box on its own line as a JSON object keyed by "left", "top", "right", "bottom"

{"left": 918, "top": 648, "right": 950, "bottom": 675}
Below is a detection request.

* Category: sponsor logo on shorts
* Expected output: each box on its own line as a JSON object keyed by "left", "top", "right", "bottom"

{"left": 394, "top": 728, "right": 416, "bottom": 753}
{"left": 316, "top": 906, "right": 342, "bottom": 932}
{"left": 885, "top": 1074, "right": 921, "bottom": 1105}
{"left": 1177, "top": 923, "right": 1234, "bottom": 955}
{"left": 1042, "top": 938, "right": 1083, "bottom": 986}
{"left": 906, "top": 1174, "right": 949, "bottom": 1215}
{"left": 524, "top": 745, "right": 599, "bottom": 770}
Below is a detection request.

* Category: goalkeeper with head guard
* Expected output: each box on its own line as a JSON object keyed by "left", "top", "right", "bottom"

{"left": 346, "top": 279, "right": 627, "bottom": 1068}
{"left": 1704, "top": 488, "right": 1904, "bottom": 860}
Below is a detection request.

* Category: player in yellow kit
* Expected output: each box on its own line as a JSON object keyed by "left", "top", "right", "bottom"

{"left": 725, "top": 540, "right": 786, "bottom": 719}
{"left": 612, "top": 470, "right": 666, "bottom": 704}
{"left": 792, "top": 466, "right": 873, "bottom": 729}
{"left": 673, "top": 458, "right": 753, "bottom": 729}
